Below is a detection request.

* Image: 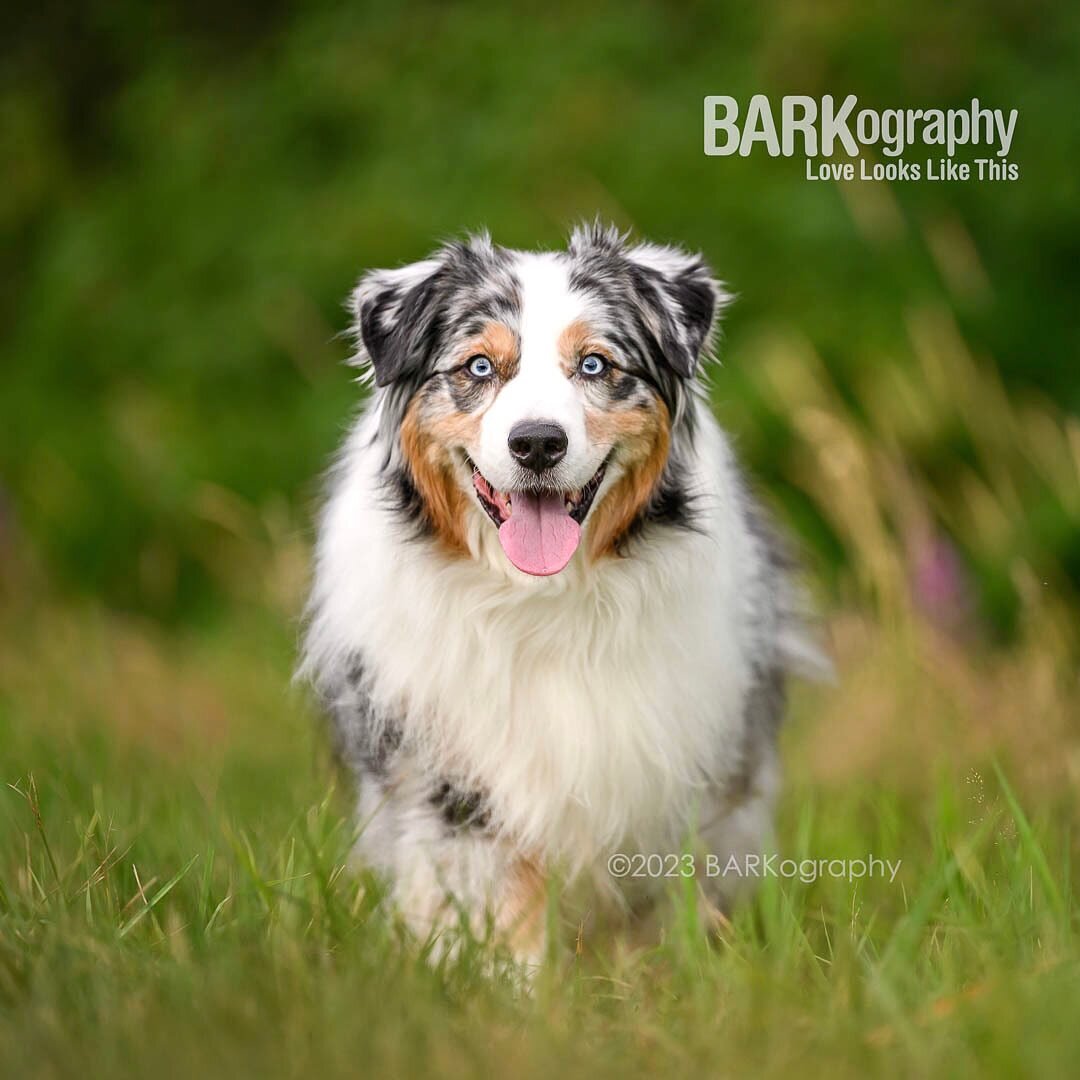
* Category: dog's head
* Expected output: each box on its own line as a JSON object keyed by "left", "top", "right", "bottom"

{"left": 350, "top": 223, "right": 727, "bottom": 576}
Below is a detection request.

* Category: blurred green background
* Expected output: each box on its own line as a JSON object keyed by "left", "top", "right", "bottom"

{"left": 2, "top": 0, "right": 1079, "bottom": 635}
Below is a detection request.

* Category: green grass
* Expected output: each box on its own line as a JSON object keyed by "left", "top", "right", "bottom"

{"left": 2, "top": 603, "right": 1078, "bottom": 1078}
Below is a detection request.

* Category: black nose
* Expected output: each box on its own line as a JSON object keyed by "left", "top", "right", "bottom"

{"left": 508, "top": 420, "right": 568, "bottom": 473}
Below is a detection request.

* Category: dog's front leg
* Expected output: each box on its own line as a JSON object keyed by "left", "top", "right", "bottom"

{"left": 354, "top": 774, "right": 548, "bottom": 970}
{"left": 390, "top": 833, "right": 549, "bottom": 970}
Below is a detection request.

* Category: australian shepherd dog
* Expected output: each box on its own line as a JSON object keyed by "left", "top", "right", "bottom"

{"left": 301, "top": 223, "right": 819, "bottom": 966}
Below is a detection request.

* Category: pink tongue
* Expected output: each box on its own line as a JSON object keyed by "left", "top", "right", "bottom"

{"left": 498, "top": 493, "right": 581, "bottom": 576}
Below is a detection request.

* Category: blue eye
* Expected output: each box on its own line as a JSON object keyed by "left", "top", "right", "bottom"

{"left": 579, "top": 354, "right": 607, "bottom": 377}
{"left": 466, "top": 355, "right": 494, "bottom": 379}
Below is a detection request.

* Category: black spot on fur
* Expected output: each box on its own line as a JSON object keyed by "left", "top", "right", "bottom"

{"left": 430, "top": 782, "right": 490, "bottom": 831}
{"left": 380, "top": 462, "right": 435, "bottom": 541}
{"left": 643, "top": 471, "right": 697, "bottom": 531}
{"left": 614, "top": 444, "right": 701, "bottom": 554}
{"left": 608, "top": 371, "right": 641, "bottom": 402}
{"left": 446, "top": 371, "right": 489, "bottom": 413}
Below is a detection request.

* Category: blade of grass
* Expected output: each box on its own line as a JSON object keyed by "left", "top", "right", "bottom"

{"left": 992, "top": 761, "right": 1065, "bottom": 920}
{"left": 8, "top": 776, "right": 64, "bottom": 905}
{"left": 119, "top": 855, "right": 199, "bottom": 939}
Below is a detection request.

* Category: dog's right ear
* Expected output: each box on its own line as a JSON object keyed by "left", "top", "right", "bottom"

{"left": 348, "top": 257, "right": 445, "bottom": 387}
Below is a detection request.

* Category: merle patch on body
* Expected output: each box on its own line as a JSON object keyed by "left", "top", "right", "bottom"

{"left": 323, "top": 654, "right": 493, "bottom": 838}
{"left": 322, "top": 655, "right": 403, "bottom": 780}
{"left": 430, "top": 782, "right": 490, "bottom": 831}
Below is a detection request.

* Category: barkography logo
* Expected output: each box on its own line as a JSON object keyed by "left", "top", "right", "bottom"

{"left": 704, "top": 95, "right": 1019, "bottom": 182}
{"left": 606, "top": 851, "right": 903, "bottom": 885}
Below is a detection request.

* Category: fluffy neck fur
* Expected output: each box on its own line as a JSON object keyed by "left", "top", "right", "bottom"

{"left": 302, "top": 395, "right": 775, "bottom": 868}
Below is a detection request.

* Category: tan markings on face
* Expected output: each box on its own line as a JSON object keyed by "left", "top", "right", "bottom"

{"left": 586, "top": 395, "right": 671, "bottom": 561}
{"left": 583, "top": 393, "right": 660, "bottom": 446}
{"left": 399, "top": 395, "right": 475, "bottom": 556}
{"left": 461, "top": 321, "right": 520, "bottom": 381}
{"left": 557, "top": 319, "right": 611, "bottom": 375}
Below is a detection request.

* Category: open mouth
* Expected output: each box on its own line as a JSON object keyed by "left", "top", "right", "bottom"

{"left": 467, "top": 457, "right": 607, "bottom": 577}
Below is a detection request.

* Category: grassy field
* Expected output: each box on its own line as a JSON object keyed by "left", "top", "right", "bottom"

{"left": 2, "top": 493, "right": 1078, "bottom": 1077}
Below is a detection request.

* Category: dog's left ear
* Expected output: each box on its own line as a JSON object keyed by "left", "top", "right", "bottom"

{"left": 624, "top": 242, "right": 730, "bottom": 378}
{"left": 348, "top": 257, "right": 446, "bottom": 387}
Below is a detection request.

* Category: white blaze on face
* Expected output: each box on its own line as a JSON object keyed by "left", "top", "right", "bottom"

{"left": 475, "top": 254, "right": 595, "bottom": 492}
{"left": 469, "top": 254, "right": 614, "bottom": 577}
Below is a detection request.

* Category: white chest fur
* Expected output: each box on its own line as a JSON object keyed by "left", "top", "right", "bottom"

{"left": 306, "top": 406, "right": 759, "bottom": 867}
